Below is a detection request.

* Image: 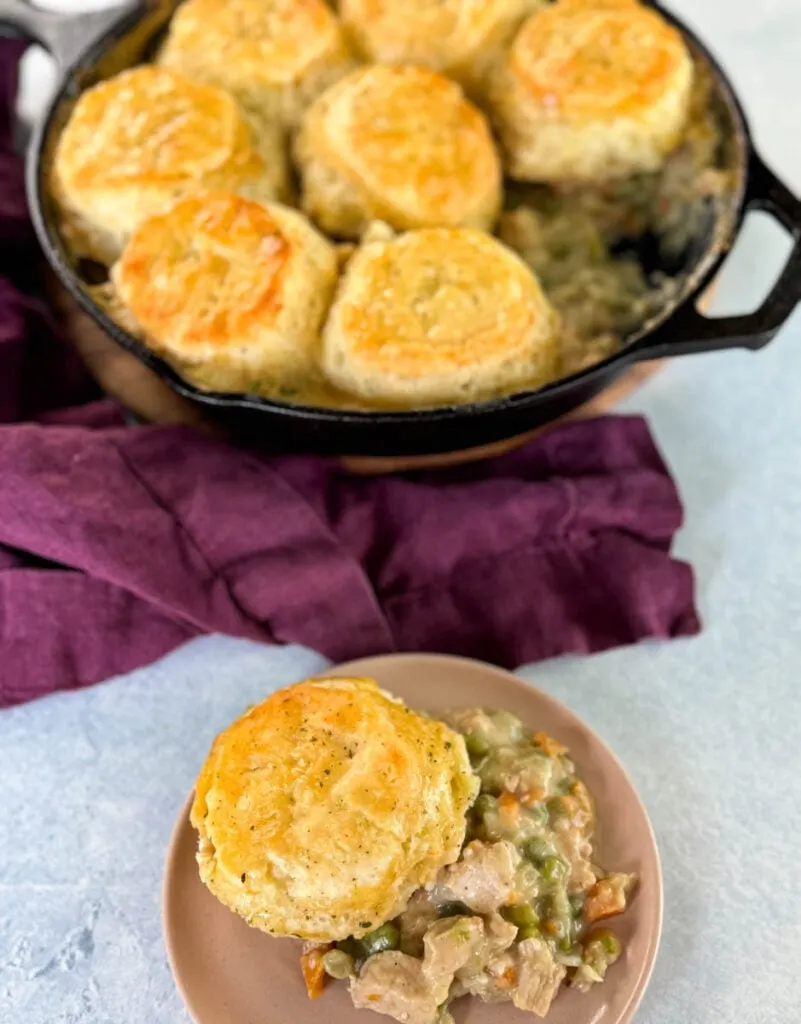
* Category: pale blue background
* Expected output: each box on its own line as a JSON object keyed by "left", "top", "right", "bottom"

{"left": 2, "top": 1, "right": 801, "bottom": 1021}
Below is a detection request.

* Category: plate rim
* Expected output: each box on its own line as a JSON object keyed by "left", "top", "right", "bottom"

{"left": 163, "top": 652, "right": 663, "bottom": 1024}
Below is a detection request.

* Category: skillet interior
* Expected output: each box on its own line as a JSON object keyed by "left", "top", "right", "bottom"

{"left": 28, "top": 0, "right": 750, "bottom": 454}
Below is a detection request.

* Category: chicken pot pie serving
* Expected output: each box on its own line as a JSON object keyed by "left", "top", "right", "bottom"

{"left": 111, "top": 191, "right": 337, "bottom": 394}
{"left": 159, "top": 0, "right": 354, "bottom": 129}
{"left": 322, "top": 225, "right": 560, "bottom": 406}
{"left": 190, "top": 679, "right": 639, "bottom": 1022}
{"left": 339, "top": 0, "right": 541, "bottom": 93}
{"left": 295, "top": 65, "right": 502, "bottom": 238}
{"left": 488, "top": 0, "right": 694, "bottom": 183}
{"left": 52, "top": 67, "right": 288, "bottom": 264}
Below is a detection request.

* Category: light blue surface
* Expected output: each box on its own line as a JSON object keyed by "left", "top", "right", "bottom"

{"left": 3, "top": 2, "right": 801, "bottom": 1021}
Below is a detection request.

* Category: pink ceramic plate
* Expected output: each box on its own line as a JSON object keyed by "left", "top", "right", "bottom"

{"left": 164, "top": 654, "right": 662, "bottom": 1024}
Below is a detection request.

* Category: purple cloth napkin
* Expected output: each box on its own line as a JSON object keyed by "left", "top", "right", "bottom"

{"left": 0, "top": 42, "right": 700, "bottom": 707}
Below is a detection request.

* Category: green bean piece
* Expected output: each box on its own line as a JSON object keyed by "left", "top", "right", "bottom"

{"left": 322, "top": 949, "right": 355, "bottom": 979}
{"left": 541, "top": 856, "right": 566, "bottom": 883}
{"left": 502, "top": 904, "right": 540, "bottom": 930}
{"left": 472, "top": 794, "right": 499, "bottom": 820}
{"left": 361, "top": 922, "right": 401, "bottom": 957}
{"left": 517, "top": 923, "right": 542, "bottom": 941}
{"left": 465, "top": 733, "right": 490, "bottom": 759}
{"left": 438, "top": 901, "right": 472, "bottom": 918}
{"left": 336, "top": 936, "right": 366, "bottom": 969}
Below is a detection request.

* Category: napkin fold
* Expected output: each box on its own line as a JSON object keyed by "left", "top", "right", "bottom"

{"left": 0, "top": 41, "right": 700, "bottom": 707}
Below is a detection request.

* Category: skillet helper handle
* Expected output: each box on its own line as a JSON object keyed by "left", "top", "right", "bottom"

{"left": 0, "top": 0, "right": 140, "bottom": 70}
{"left": 632, "top": 151, "right": 801, "bottom": 359}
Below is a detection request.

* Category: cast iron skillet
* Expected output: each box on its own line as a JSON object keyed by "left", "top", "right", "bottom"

{"left": 3, "top": 0, "right": 801, "bottom": 455}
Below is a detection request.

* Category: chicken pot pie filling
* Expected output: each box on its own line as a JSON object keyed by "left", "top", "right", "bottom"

{"left": 303, "top": 707, "right": 637, "bottom": 1021}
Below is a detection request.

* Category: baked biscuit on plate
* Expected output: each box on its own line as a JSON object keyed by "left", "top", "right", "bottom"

{"left": 295, "top": 65, "right": 502, "bottom": 238}
{"left": 52, "top": 67, "right": 288, "bottom": 263}
{"left": 489, "top": 0, "right": 694, "bottom": 182}
{"left": 159, "top": 0, "right": 354, "bottom": 129}
{"left": 111, "top": 192, "right": 337, "bottom": 396}
{"left": 191, "top": 676, "right": 478, "bottom": 940}
{"left": 339, "top": 0, "right": 541, "bottom": 93}
{"left": 322, "top": 225, "right": 560, "bottom": 406}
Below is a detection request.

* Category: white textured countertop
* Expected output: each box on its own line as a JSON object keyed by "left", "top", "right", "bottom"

{"left": 2, "top": 2, "right": 801, "bottom": 1022}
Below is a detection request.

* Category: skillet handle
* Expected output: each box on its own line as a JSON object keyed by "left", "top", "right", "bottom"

{"left": 630, "top": 151, "right": 801, "bottom": 359}
{"left": 0, "top": 0, "right": 141, "bottom": 70}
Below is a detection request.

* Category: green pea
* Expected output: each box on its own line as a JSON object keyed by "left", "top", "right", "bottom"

{"left": 524, "top": 837, "right": 555, "bottom": 864}
{"left": 336, "top": 936, "right": 366, "bottom": 968}
{"left": 541, "top": 856, "right": 566, "bottom": 883}
{"left": 465, "top": 733, "right": 490, "bottom": 759}
{"left": 438, "top": 901, "right": 472, "bottom": 918}
{"left": 569, "top": 893, "right": 585, "bottom": 917}
{"left": 322, "top": 949, "right": 355, "bottom": 979}
{"left": 502, "top": 904, "right": 540, "bottom": 930}
{"left": 557, "top": 934, "right": 574, "bottom": 952}
{"left": 472, "top": 794, "right": 499, "bottom": 820}
{"left": 361, "top": 922, "right": 400, "bottom": 957}
{"left": 547, "top": 796, "right": 569, "bottom": 820}
{"left": 593, "top": 928, "right": 622, "bottom": 961}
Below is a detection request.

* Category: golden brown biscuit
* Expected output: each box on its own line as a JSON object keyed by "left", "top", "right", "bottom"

{"left": 111, "top": 192, "right": 337, "bottom": 395}
{"left": 340, "top": 0, "right": 541, "bottom": 92}
{"left": 159, "top": 0, "right": 354, "bottom": 129}
{"left": 488, "top": 0, "right": 694, "bottom": 182}
{"left": 322, "top": 225, "right": 560, "bottom": 406}
{"left": 191, "top": 677, "right": 478, "bottom": 941}
{"left": 52, "top": 67, "right": 288, "bottom": 264}
{"left": 295, "top": 65, "right": 502, "bottom": 238}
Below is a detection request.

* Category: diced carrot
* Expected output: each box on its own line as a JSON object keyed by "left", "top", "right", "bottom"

{"left": 558, "top": 795, "right": 579, "bottom": 818}
{"left": 498, "top": 966, "right": 518, "bottom": 989}
{"left": 499, "top": 791, "right": 520, "bottom": 824}
{"left": 520, "top": 786, "right": 546, "bottom": 807}
{"left": 368, "top": 995, "right": 382, "bottom": 1002}
{"left": 300, "top": 944, "right": 332, "bottom": 1000}
{"left": 571, "top": 780, "right": 592, "bottom": 810}
{"left": 533, "top": 732, "right": 568, "bottom": 758}
{"left": 543, "top": 919, "right": 561, "bottom": 936}
{"left": 583, "top": 876, "right": 630, "bottom": 924}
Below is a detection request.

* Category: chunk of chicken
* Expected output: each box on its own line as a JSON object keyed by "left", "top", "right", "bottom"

{"left": 350, "top": 952, "right": 438, "bottom": 1024}
{"left": 484, "top": 912, "right": 519, "bottom": 957}
{"left": 423, "top": 917, "right": 484, "bottom": 995}
{"left": 512, "top": 937, "right": 566, "bottom": 1017}
{"left": 444, "top": 708, "right": 525, "bottom": 746}
{"left": 436, "top": 841, "right": 520, "bottom": 914}
{"left": 553, "top": 830, "right": 596, "bottom": 893}
{"left": 350, "top": 917, "right": 483, "bottom": 1024}
{"left": 453, "top": 912, "right": 519, "bottom": 1000}
{"left": 399, "top": 888, "right": 439, "bottom": 957}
